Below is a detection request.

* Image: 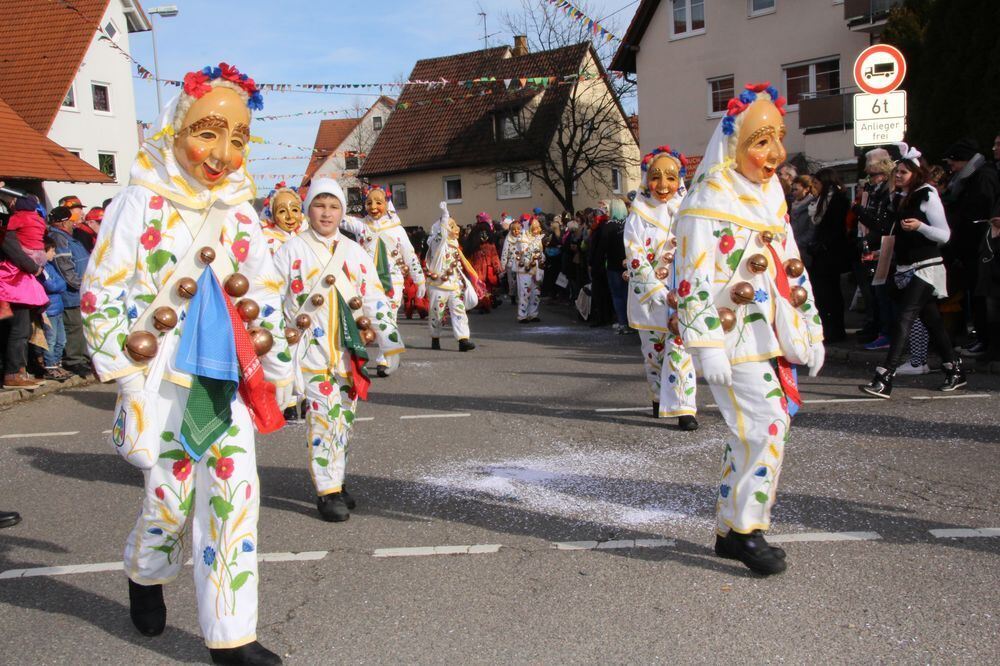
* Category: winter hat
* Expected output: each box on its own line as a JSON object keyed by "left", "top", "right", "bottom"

{"left": 59, "top": 195, "right": 83, "bottom": 209}
{"left": 943, "top": 138, "right": 978, "bottom": 162}
{"left": 84, "top": 207, "right": 104, "bottom": 223}
{"left": 14, "top": 194, "right": 39, "bottom": 211}
{"left": 303, "top": 177, "right": 346, "bottom": 212}
{"left": 48, "top": 206, "right": 72, "bottom": 224}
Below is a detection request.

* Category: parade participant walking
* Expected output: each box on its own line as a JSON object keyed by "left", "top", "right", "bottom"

{"left": 259, "top": 183, "right": 306, "bottom": 255}
{"left": 860, "top": 146, "right": 966, "bottom": 397}
{"left": 624, "top": 146, "right": 698, "bottom": 431}
{"left": 340, "top": 186, "right": 425, "bottom": 377}
{"left": 674, "top": 83, "right": 825, "bottom": 576}
{"left": 500, "top": 219, "right": 521, "bottom": 303}
{"left": 426, "top": 203, "right": 477, "bottom": 352}
{"left": 273, "top": 178, "right": 401, "bottom": 523}
{"left": 81, "top": 63, "right": 289, "bottom": 665}
{"left": 502, "top": 215, "right": 544, "bottom": 322}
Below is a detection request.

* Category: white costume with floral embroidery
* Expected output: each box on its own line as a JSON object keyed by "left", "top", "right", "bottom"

{"left": 624, "top": 193, "right": 697, "bottom": 417}
{"left": 274, "top": 188, "right": 401, "bottom": 496}
{"left": 340, "top": 212, "right": 424, "bottom": 367}
{"left": 260, "top": 218, "right": 307, "bottom": 256}
{"left": 425, "top": 214, "right": 471, "bottom": 341}
{"left": 81, "top": 96, "right": 290, "bottom": 649}
{"left": 501, "top": 231, "right": 544, "bottom": 320}
{"left": 674, "top": 121, "right": 824, "bottom": 537}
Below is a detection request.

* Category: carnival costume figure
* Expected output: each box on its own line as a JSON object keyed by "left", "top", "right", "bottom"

{"left": 260, "top": 182, "right": 307, "bottom": 255}
{"left": 624, "top": 146, "right": 699, "bottom": 431}
{"left": 82, "top": 63, "right": 289, "bottom": 664}
{"left": 426, "top": 203, "right": 477, "bottom": 352}
{"left": 673, "top": 83, "right": 825, "bottom": 576}
{"left": 340, "top": 186, "right": 425, "bottom": 377}
{"left": 501, "top": 215, "right": 544, "bottom": 322}
{"left": 273, "top": 178, "right": 402, "bottom": 523}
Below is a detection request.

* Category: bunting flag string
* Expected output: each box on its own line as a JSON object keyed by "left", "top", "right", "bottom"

{"left": 246, "top": 136, "right": 367, "bottom": 156}
{"left": 545, "top": 0, "right": 620, "bottom": 42}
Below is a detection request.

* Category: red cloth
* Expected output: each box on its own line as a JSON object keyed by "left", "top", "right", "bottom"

{"left": 221, "top": 292, "right": 285, "bottom": 434}
{"left": 764, "top": 239, "right": 802, "bottom": 410}
{"left": 402, "top": 267, "right": 428, "bottom": 318}
{"left": 6, "top": 211, "right": 47, "bottom": 251}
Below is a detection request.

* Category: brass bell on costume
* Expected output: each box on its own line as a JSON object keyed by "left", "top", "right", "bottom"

{"left": 347, "top": 297, "right": 362, "bottom": 310}
{"left": 759, "top": 230, "right": 774, "bottom": 245}
{"left": 248, "top": 327, "right": 273, "bottom": 356}
{"left": 125, "top": 331, "right": 158, "bottom": 362}
{"left": 198, "top": 246, "right": 216, "bottom": 264}
{"left": 784, "top": 258, "right": 805, "bottom": 278}
{"left": 236, "top": 299, "right": 260, "bottom": 322}
{"left": 668, "top": 314, "right": 680, "bottom": 336}
{"left": 295, "top": 313, "right": 312, "bottom": 330}
{"left": 310, "top": 294, "right": 325, "bottom": 307}
{"left": 224, "top": 273, "right": 250, "bottom": 298}
{"left": 152, "top": 306, "right": 178, "bottom": 331}
{"left": 718, "top": 307, "right": 737, "bottom": 333}
{"left": 400, "top": 265, "right": 410, "bottom": 277}
{"left": 355, "top": 316, "right": 371, "bottom": 331}
{"left": 284, "top": 327, "right": 301, "bottom": 345}
{"left": 667, "top": 290, "right": 680, "bottom": 309}
{"left": 621, "top": 270, "right": 629, "bottom": 282}
{"left": 731, "top": 281, "right": 756, "bottom": 305}
{"left": 654, "top": 266, "right": 669, "bottom": 280}
{"left": 323, "top": 274, "right": 335, "bottom": 287}
{"left": 176, "top": 277, "right": 197, "bottom": 299}
{"left": 360, "top": 328, "right": 376, "bottom": 345}
{"left": 747, "top": 253, "right": 769, "bottom": 274}
{"left": 789, "top": 285, "right": 808, "bottom": 308}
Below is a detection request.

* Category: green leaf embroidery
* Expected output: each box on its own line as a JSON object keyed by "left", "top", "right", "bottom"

{"left": 277, "top": 350, "right": 291, "bottom": 363}
{"left": 375, "top": 312, "right": 384, "bottom": 320}
{"left": 158, "top": 449, "right": 186, "bottom": 460}
{"left": 151, "top": 545, "right": 174, "bottom": 555}
{"left": 744, "top": 313, "right": 765, "bottom": 324}
{"left": 813, "top": 315, "right": 822, "bottom": 325}
{"left": 697, "top": 291, "right": 709, "bottom": 301}
{"left": 104, "top": 307, "right": 120, "bottom": 318}
{"left": 344, "top": 410, "right": 355, "bottom": 425}
{"left": 116, "top": 333, "right": 128, "bottom": 350}
{"left": 207, "top": 457, "right": 218, "bottom": 469}
{"left": 329, "top": 404, "right": 341, "bottom": 418}
{"left": 800, "top": 303, "right": 812, "bottom": 312}
{"left": 219, "top": 445, "right": 246, "bottom": 457}
{"left": 726, "top": 248, "right": 745, "bottom": 273}
{"left": 178, "top": 490, "right": 194, "bottom": 516}
{"left": 296, "top": 294, "right": 307, "bottom": 306}
{"left": 210, "top": 496, "right": 234, "bottom": 521}
{"left": 314, "top": 457, "right": 329, "bottom": 467}
{"left": 226, "top": 425, "right": 240, "bottom": 437}
{"left": 134, "top": 294, "right": 155, "bottom": 304}
{"left": 765, "top": 389, "right": 784, "bottom": 399}
{"left": 310, "top": 375, "right": 325, "bottom": 383}
{"left": 146, "top": 249, "right": 174, "bottom": 274}
{"left": 705, "top": 317, "right": 720, "bottom": 330}
{"left": 388, "top": 332, "right": 399, "bottom": 343}
{"left": 754, "top": 491, "right": 769, "bottom": 504}
{"left": 230, "top": 571, "right": 253, "bottom": 592}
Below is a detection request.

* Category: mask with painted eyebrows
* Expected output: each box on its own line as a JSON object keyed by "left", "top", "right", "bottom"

{"left": 734, "top": 99, "right": 787, "bottom": 184}
{"left": 172, "top": 86, "right": 251, "bottom": 189}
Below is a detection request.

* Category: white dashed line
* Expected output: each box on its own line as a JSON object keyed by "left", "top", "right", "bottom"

{"left": 399, "top": 413, "right": 471, "bottom": 420}
{"left": 929, "top": 527, "right": 1000, "bottom": 539}
{"left": 0, "top": 561, "right": 122, "bottom": 579}
{"left": 911, "top": 393, "right": 992, "bottom": 401}
{"left": 767, "top": 531, "right": 882, "bottom": 543}
{"left": 373, "top": 544, "right": 502, "bottom": 558}
{"left": 356, "top": 417, "right": 375, "bottom": 422}
{"left": 257, "top": 550, "right": 329, "bottom": 562}
{"left": 552, "top": 539, "right": 676, "bottom": 551}
{"left": 594, "top": 407, "right": 650, "bottom": 413}
{"left": 0, "top": 431, "right": 79, "bottom": 439}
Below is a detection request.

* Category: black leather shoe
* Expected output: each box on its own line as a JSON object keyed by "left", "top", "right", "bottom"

{"left": 430, "top": 338, "right": 441, "bottom": 350}
{"left": 341, "top": 485, "right": 357, "bottom": 511}
{"left": 282, "top": 406, "right": 298, "bottom": 422}
{"left": 715, "top": 532, "right": 785, "bottom": 560}
{"left": 939, "top": 359, "right": 967, "bottom": 392}
{"left": 651, "top": 402, "right": 660, "bottom": 419}
{"left": 376, "top": 365, "right": 388, "bottom": 378}
{"left": 678, "top": 415, "right": 699, "bottom": 431}
{"left": 0, "top": 510, "right": 21, "bottom": 529}
{"left": 316, "top": 493, "right": 350, "bottom": 522}
{"left": 860, "top": 366, "right": 894, "bottom": 399}
{"left": 210, "top": 641, "right": 283, "bottom": 665}
{"left": 128, "top": 579, "right": 166, "bottom": 636}
{"left": 458, "top": 338, "right": 476, "bottom": 352}
{"left": 714, "top": 530, "right": 787, "bottom": 575}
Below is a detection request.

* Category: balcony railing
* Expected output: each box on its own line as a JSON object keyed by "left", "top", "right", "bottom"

{"left": 844, "top": 0, "right": 902, "bottom": 32}
{"left": 798, "top": 89, "right": 857, "bottom": 132}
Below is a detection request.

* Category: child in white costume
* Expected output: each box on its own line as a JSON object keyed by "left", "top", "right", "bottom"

{"left": 82, "top": 64, "right": 289, "bottom": 664}
{"left": 260, "top": 183, "right": 307, "bottom": 255}
{"left": 273, "top": 178, "right": 402, "bottom": 522}
{"left": 426, "top": 203, "right": 477, "bottom": 351}
{"left": 673, "top": 83, "right": 824, "bottom": 577}
{"left": 339, "top": 186, "right": 424, "bottom": 376}
{"left": 624, "top": 146, "right": 698, "bottom": 431}
{"left": 501, "top": 215, "right": 544, "bottom": 322}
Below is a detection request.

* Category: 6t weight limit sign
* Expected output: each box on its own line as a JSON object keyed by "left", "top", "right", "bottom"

{"left": 853, "top": 91, "right": 907, "bottom": 147}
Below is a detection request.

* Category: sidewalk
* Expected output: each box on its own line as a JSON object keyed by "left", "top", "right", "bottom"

{"left": 0, "top": 374, "right": 97, "bottom": 408}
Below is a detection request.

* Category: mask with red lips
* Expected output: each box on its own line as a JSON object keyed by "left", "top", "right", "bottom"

{"left": 173, "top": 86, "right": 251, "bottom": 189}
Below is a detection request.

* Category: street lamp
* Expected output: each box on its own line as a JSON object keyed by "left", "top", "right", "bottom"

{"left": 146, "top": 5, "right": 179, "bottom": 110}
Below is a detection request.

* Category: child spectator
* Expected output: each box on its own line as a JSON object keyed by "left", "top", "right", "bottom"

{"left": 39, "top": 235, "right": 71, "bottom": 381}
{"left": 6, "top": 195, "right": 48, "bottom": 266}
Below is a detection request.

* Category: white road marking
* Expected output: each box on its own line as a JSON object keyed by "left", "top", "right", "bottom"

{"left": 552, "top": 539, "right": 676, "bottom": 551}
{"left": 767, "top": 531, "right": 881, "bottom": 543}
{"left": 399, "top": 413, "right": 471, "bottom": 420}
{"left": 0, "top": 431, "right": 79, "bottom": 439}
{"left": 0, "top": 561, "right": 122, "bottom": 579}
{"left": 802, "top": 398, "right": 884, "bottom": 404}
{"left": 102, "top": 429, "right": 111, "bottom": 434}
{"left": 910, "top": 393, "right": 992, "bottom": 401}
{"left": 929, "top": 527, "right": 1000, "bottom": 539}
{"left": 373, "top": 544, "right": 502, "bottom": 558}
{"left": 257, "top": 551, "right": 328, "bottom": 562}
{"left": 356, "top": 417, "right": 375, "bottom": 422}
{"left": 594, "top": 407, "right": 650, "bottom": 413}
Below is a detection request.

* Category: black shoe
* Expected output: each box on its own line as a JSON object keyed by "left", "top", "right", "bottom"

{"left": 714, "top": 530, "right": 787, "bottom": 575}
{"left": 316, "top": 493, "right": 350, "bottom": 522}
{"left": 530, "top": 317, "right": 541, "bottom": 322}
{"left": 282, "top": 406, "right": 299, "bottom": 422}
{"left": 860, "top": 367, "right": 893, "bottom": 399}
{"left": 209, "top": 641, "right": 283, "bottom": 665}
{"left": 66, "top": 364, "right": 93, "bottom": 379}
{"left": 714, "top": 532, "right": 786, "bottom": 561}
{"left": 341, "top": 485, "right": 357, "bottom": 511}
{"left": 678, "top": 415, "right": 699, "bottom": 431}
{"left": 458, "top": 338, "right": 476, "bottom": 352}
{"left": 128, "top": 579, "right": 166, "bottom": 637}
{"left": 940, "top": 359, "right": 967, "bottom": 392}
{"left": 0, "top": 510, "right": 21, "bottom": 529}
{"left": 651, "top": 402, "right": 660, "bottom": 419}
{"left": 376, "top": 365, "right": 388, "bottom": 378}
{"left": 430, "top": 338, "right": 441, "bottom": 350}
{"left": 299, "top": 399, "right": 309, "bottom": 419}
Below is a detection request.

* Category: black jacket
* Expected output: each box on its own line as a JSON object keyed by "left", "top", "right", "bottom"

{"left": 809, "top": 189, "right": 852, "bottom": 273}
{"left": 942, "top": 161, "right": 1000, "bottom": 257}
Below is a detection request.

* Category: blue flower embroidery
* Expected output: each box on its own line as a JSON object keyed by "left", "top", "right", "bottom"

{"left": 241, "top": 539, "right": 255, "bottom": 553}
{"left": 147, "top": 527, "right": 163, "bottom": 535}
{"left": 127, "top": 305, "right": 138, "bottom": 320}
{"left": 668, "top": 374, "right": 676, "bottom": 384}
{"left": 262, "top": 304, "right": 275, "bottom": 318}
{"left": 203, "top": 546, "right": 216, "bottom": 566}
{"left": 754, "top": 467, "right": 768, "bottom": 477}
{"left": 313, "top": 327, "right": 325, "bottom": 338}
{"left": 311, "top": 437, "right": 321, "bottom": 447}
{"left": 719, "top": 484, "right": 731, "bottom": 498}
{"left": 754, "top": 289, "right": 769, "bottom": 303}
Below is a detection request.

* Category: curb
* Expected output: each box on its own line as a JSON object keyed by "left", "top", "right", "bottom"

{"left": 0, "top": 374, "right": 98, "bottom": 408}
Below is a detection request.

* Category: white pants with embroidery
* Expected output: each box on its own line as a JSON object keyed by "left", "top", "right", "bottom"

{"left": 637, "top": 329, "right": 698, "bottom": 417}
{"left": 428, "top": 286, "right": 470, "bottom": 340}
{"left": 303, "top": 371, "right": 358, "bottom": 495}
{"left": 122, "top": 381, "right": 259, "bottom": 649}
{"left": 702, "top": 360, "right": 789, "bottom": 535}
{"left": 375, "top": 276, "right": 405, "bottom": 367}
{"left": 516, "top": 272, "right": 540, "bottom": 320}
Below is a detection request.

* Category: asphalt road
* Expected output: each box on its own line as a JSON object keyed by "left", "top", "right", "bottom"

{"left": 1, "top": 301, "right": 998, "bottom": 664}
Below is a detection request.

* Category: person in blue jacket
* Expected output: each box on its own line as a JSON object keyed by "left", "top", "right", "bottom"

{"left": 47, "top": 206, "right": 92, "bottom": 377}
{"left": 39, "top": 235, "right": 71, "bottom": 381}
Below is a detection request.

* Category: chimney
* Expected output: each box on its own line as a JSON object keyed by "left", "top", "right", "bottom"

{"left": 513, "top": 35, "right": 529, "bottom": 57}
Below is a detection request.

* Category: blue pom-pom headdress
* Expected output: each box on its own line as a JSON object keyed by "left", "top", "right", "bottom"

{"left": 642, "top": 145, "right": 688, "bottom": 178}
{"left": 721, "top": 82, "right": 786, "bottom": 136}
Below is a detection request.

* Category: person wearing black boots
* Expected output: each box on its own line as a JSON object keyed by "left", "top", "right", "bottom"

{"left": 0, "top": 510, "right": 21, "bottom": 529}
{"left": 861, "top": 146, "right": 966, "bottom": 398}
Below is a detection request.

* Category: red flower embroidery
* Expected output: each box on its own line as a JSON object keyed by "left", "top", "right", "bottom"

{"left": 644, "top": 238, "right": 651, "bottom": 247}
{"left": 154, "top": 487, "right": 165, "bottom": 500}
{"left": 290, "top": 278, "right": 304, "bottom": 294}
{"left": 215, "top": 457, "right": 235, "bottom": 481}
{"left": 149, "top": 196, "right": 164, "bottom": 210}
{"left": 630, "top": 259, "right": 640, "bottom": 269}
{"left": 677, "top": 280, "right": 691, "bottom": 297}
{"left": 718, "top": 234, "right": 735, "bottom": 254}
{"left": 312, "top": 401, "right": 320, "bottom": 411}
{"left": 245, "top": 484, "right": 252, "bottom": 500}
{"left": 386, "top": 288, "right": 394, "bottom": 298}
{"left": 231, "top": 239, "right": 250, "bottom": 263}
{"left": 347, "top": 387, "right": 357, "bottom": 400}
{"left": 673, "top": 336, "right": 683, "bottom": 346}
{"left": 779, "top": 396, "right": 789, "bottom": 413}
{"left": 292, "top": 259, "right": 302, "bottom": 270}
{"left": 318, "top": 381, "right": 334, "bottom": 396}
{"left": 235, "top": 212, "right": 252, "bottom": 225}
{"left": 80, "top": 291, "right": 97, "bottom": 315}
{"left": 140, "top": 227, "right": 161, "bottom": 251}
{"left": 172, "top": 458, "right": 192, "bottom": 481}
{"left": 183, "top": 71, "right": 211, "bottom": 98}
{"left": 768, "top": 423, "right": 779, "bottom": 437}
{"left": 653, "top": 342, "right": 665, "bottom": 352}
{"left": 646, "top": 253, "right": 655, "bottom": 262}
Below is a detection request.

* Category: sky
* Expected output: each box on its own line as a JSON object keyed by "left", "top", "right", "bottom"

{"left": 125, "top": 0, "right": 639, "bottom": 190}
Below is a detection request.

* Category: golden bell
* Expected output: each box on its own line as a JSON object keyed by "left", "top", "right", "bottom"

{"left": 310, "top": 293, "right": 325, "bottom": 307}
{"left": 360, "top": 328, "right": 377, "bottom": 345}
{"left": 401, "top": 265, "right": 410, "bottom": 277}
{"left": 621, "top": 270, "right": 630, "bottom": 282}
{"left": 224, "top": 273, "right": 250, "bottom": 298}
{"left": 668, "top": 314, "right": 680, "bottom": 336}
{"left": 152, "top": 306, "right": 178, "bottom": 331}
{"left": 747, "top": 253, "right": 769, "bottom": 274}
{"left": 323, "top": 274, "right": 335, "bottom": 287}
{"left": 654, "top": 267, "right": 669, "bottom": 280}
{"left": 355, "top": 316, "right": 371, "bottom": 330}
{"left": 198, "top": 246, "right": 216, "bottom": 264}
{"left": 295, "top": 313, "right": 312, "bottom": 330}
{"left": 667, "top": 290, "right": 680, "bottom": 310}
{"left": 784, "top": 258, "right": 805, "bottom": 279}
{"left": 760, "top": 230, "right": 775, "bottom": 245}
{"left": 718, "top": 307, "right": 737, "bottom": 333}
{"left": 236, "top": 299, "right": 260, "bottom": 322}
{"left": 248, "top": 327, "right": 273, "bottom": 356}
{"left": 391, "top": 249, "right": 399, "bottom": 257}
{"left": 125, "top": 331, "right": 158, "bottom": 362}
{"left": 789, "top": 285, "right": 809, "bottom": 308}
{"left": 176, "top": 277, "right": 197, "bottom": 299}
{"left": 347, "top": 297, "right": 362, "bottom": 310}
{"left": 284, "top": 327, "right": 301, "bottom": 345}
{"left": 731, "top": 281, "right": 756, "bottom": 305}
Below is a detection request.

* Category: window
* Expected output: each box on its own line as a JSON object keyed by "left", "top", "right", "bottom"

{"left": 62, "top": 84, "right": 76, "bottom": 109}
{"left": 98, "top": 152, "right": 117, "bottom": 181}
{"left": 92, "top": 83, "right": 111, "bottom": 113}
{"left": 670, "top": 0, "right": 705, "bottom": 39}
{"left": 389, "top": 183, "right": 407, "bottom": 209}
{"left": 611, "top": 168, "right": 622, "bottom": 194}
{"left": 444, "top": 176, "right": 463, "bottom": 203}
{"left": 495, "top": 112, "right": 520, "bottom": 141}
{"left": 104, "top": 20, "right": 118, "bottom": 40}
{"left": 372, "top": 116, "right": 383, "bottom": 131}
{"left": 748, "top": 0, "right": 775, "bottom": 16}
{"left": 707, "top": 75, "right": 734, "bottom": 117}
{"left": 344, "top": 155, "right": 360, "bottom": 170}
{"left": 496, "top": 171, "right": 531, "bottom": 199}
{"left": 783, "top": 57, "right": 840, "bottom": 107}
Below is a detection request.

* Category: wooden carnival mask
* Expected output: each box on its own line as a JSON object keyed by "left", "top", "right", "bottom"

{"left": 173, "top": 86, "right": 251, "bottom": 189}
{"left": 735, "top": 99, "right": 787, "bottom": 184}
{"left": 365, "top": 189, "right": 387, "bottom": 219}
{"left": 271, "top": 190, "right": 303, "bottom": 232}
{"left": 646, "top": 154, "right": 681, "bottom": 203}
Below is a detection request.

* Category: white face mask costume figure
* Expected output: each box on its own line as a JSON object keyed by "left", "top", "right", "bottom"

{"left": 672, "top": 82, "right": 825, "bottom": 577}
{"left": 80, "top": 63, "right": 291, "bottom": 662}
{"left": 425, "top": 202, "right": 478, "bottom": 351}
{"left": 272, "top": 178, "right": 403, "bottom": 522}
{"left": 623, "top": 147, "right": 699, "bottom": 430}
{"left": 260, "top": 184, "right": 306, "bottom": 253}
{"left": 339, "top": 185, "right": 426, "bottom": 376}
{"left": 500, "top": 215, "right": 545, "bottom": 322}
